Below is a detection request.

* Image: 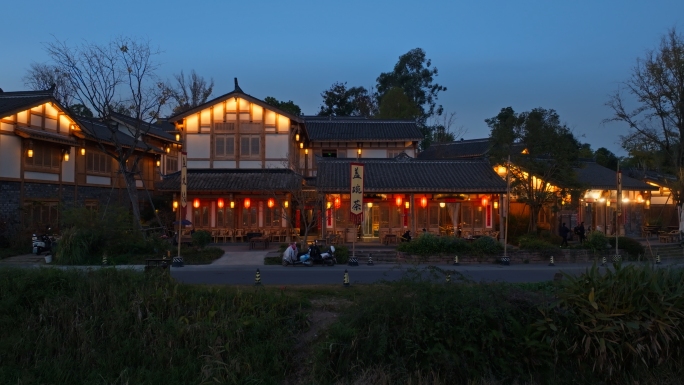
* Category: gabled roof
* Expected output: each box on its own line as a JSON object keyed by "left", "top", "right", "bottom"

{"left": 417, "top": 138, "right": 491, "bottom": 159}
{"left": 303, "top": 116, "right": 423, "bottom": 142}
{"left": 156, "top": 169, "right": 302, "bottom": 192}
{"left": 73, "top": 116, "right": 163, "bottom": 153}
{"left": 315, "top": 154, "right": 507, "bottom": 193}
{"left": 574, "top": 162, "right": 658, "bottom": 191}
{"left": 167, "top": 79, "right": 302, "bottom": 122}
{"left": 110, "top": 111, "right": 178, "bottom": 142}
{"left": 0, "top": 88, "right": 56, "bottom": 118}
{"left": 625, "top": 167, "right": 677, "bottom": 187}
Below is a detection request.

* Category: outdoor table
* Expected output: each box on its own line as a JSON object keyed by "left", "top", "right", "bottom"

{"left": 245, "top": 232, "right": 263, "bottom": 241}
{"left": 383, "top": 234, "right": 398, "bottom": 245}
{"left": 249, "top": 237, "right": 269, "bottom": 249}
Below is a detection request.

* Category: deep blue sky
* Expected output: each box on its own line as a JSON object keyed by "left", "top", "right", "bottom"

{"left": 2, "top": 0, "right": 683, "bottom": 156}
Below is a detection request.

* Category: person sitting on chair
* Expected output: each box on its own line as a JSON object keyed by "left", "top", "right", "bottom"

{"left": 401, "top": 230, "right": 412, "bottom": 242}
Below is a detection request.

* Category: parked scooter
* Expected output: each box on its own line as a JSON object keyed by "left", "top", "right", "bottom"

{"left": 32, "top": 228, "right": 56, "bottom": 255}
{"left": 314, "top": 244, "right": 337, "bottom": 266}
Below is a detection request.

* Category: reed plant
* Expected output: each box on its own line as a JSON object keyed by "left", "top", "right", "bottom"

{"left": 0, "top": 268, "right": 307, "bottom": 384}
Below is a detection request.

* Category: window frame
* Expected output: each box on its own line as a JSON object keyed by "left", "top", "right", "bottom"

{"left": 239, "top": 135, "right": 261, "bottom": 159}
{"left": 215, "top": 134, "right": 236, "bottom": 159}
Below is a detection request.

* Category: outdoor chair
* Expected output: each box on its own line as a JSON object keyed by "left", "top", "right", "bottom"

{"left": 234, "top": 229, "right": 244, "bottom": 242}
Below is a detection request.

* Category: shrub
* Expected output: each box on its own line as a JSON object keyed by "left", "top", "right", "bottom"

{"left": 333, "top": 245, "right": 349, "bottom": 264}
{"left": 471, "top": 236, "right": 503, "bottom": 255}
{"left": 517, "top": 234, "right": 558, "bottom": 257}
{"left": 191, "top": 230, "right": 212, "bottom": 249}
{"left": 607, "top": 237, "right": 645, "bottom": 259}
{"left": 397, "top": 233, "right": 474, "bottom": 256}
{"left": 585, "top": 231, "right": 609, "bottom": 255}
{"left": 538, "top": 230, "right": 562, "bottom": 245}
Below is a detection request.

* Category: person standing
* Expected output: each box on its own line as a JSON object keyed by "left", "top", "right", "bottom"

{"left": 560, "top": 223, "right": 570, "bottom": 247}
{"left": 577, "top": 222, "right": 586, "bottom": 244}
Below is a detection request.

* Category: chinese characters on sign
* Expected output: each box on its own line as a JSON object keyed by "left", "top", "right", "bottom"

{"left": 180, "top": 152, "right": 187, "bottom": 208}
{"left": 350, "top": 163, "right": 364, "bottom": 224}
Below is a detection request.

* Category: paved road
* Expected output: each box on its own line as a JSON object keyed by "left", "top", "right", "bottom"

{"left": 169, "top": 261, "right": 680, "bottom": 285}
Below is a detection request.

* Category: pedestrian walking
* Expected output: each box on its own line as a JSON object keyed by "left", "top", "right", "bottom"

{"left": 560, "top": 223, "right": 570, "bottom": 247}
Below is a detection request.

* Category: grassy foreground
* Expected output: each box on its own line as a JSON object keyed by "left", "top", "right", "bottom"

{"left": 0, "top": 265, "right": 683, "bottom": 384}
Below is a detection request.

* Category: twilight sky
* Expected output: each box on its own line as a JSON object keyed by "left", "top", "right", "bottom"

{"left": 2, "top": 0, "right": 683, "bottom": 156}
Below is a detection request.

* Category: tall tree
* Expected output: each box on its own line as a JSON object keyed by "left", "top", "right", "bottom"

{"left": 22, "top": 62, "right": 74, "bottom": 107}
{"left": 318, "top": 82, "right": 376, "bottom": 117}
{"left": 46, "top": 37, "right": 171, "bottom": 229}
{"left": 167, "top": 69, "right": 214, "bottom": 115}
{"left": 264, "top": 96, "right": 302, "bottom": 116}
{"left": 375, "top": 86, "right": 420, "bottom": 120}
{"left": 487, "top": 107, "right": 581, "bottom": 233}
{"left": 594, "top": 147, "right": 619, "bottom": 171}
{"left": 376, "top": 48, "right": 446, "bottom": 124}
{"left": 606, "top": 28, "right": 684, "bottom": 207}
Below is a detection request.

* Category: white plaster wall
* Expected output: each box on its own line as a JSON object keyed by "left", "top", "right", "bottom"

{"left": 0, "top": 134, "right": 21, "bottom": 178}
{"left": 186, "top": 134, "right": 210, "bottom": 159}
{"left": 135, "top": 180, "right": 143, "bottom": 188}
{"left": 188, "top": 161, "right": 210, "bottom": 168}
{"left": 361, "top": 149, "right": 386, "bottom": 158}
{"left": 264, "top": 160, "right": 287, "bottom": 168}
{"left": 0, "top": 122, "right": 14, "bottom": 132}
{"left": 61, "top": 147, "right": 75, "bottom": 182}
{"left": 265, "top": 134, "right": 289, "bottom": 159}
{"left": 213, "top": 160, "right": 237, "bottom": 168}
{"left": 240, "top": 161, "right": 261, "bottom": 169}
{"left": 86, "top": 175, "right": 111, "bottom": 185}
{"left": 25, "top": 171, "right": 59, "bottom": 181}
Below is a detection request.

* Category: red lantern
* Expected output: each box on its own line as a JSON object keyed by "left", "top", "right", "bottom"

{"left": 217, "top": 198, "right": 224, "bottom": 209}
{"left": 420, "top": 196, "right": 428, "bottom": 208}
{"left": 395, "top": 196, "right": 403, "bottom": 207}
{"left": 193, "top": 198, "right": 200, "bottom": 208}
{"left": 334, "top": 197, "right": 341, "bottom": 209}
{"left": 481, "top": 197, "right": 488, "bottom": 206}
{"left": 267, "top": 198, "right": 275, "bottom": 208}
{"left": 244, "top": 198, "right": 251, "bottom": 209}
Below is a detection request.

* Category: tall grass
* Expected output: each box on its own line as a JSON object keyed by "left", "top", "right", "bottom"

{"left": 0, "top": 268, "right": 307, "bottom": 384}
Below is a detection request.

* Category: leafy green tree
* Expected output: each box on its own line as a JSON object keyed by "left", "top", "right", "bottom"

{"left": 264, "top": 96, "right": 302, "bottom": 116}
{"left": 376, "top": 87, "right": 420, "bottom": 120}
{"left": 606, "top": 28, "right": 684, "bottom": 204}
{"left": 594, "top": 147, "right": 619, "bottom": 171}
{"left": 376, "top": 48, "right": 446, "bottom": 124}
{"left": 318, "top": 82, "right": 376, "bottom": 117}
{"left": 578, "top": 143, "right": 594, "bottom": 159}
{"left": 487, "top": 107, "right": 582, "bottom": 233}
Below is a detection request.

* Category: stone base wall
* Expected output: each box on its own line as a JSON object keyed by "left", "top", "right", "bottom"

{"left": 396, "top": 249, "right": 628, "bottom": 264}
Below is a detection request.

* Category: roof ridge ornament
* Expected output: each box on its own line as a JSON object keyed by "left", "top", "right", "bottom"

{"left": 395, "top": 152, "right": 411, "bottom": 162}
{"left": 234, "top": 78, "right": 243, "bottom": 93}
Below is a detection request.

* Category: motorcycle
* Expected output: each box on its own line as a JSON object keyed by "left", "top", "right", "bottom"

{"left": 32, "top": 229, "right": 56, "bottom": 256}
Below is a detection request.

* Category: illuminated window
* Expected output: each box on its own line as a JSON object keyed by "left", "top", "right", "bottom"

{"left": 25, "top": 142, "right": 60, "bottom": 170}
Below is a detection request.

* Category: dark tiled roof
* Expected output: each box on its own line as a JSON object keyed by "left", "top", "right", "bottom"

{"left": 574, "top": 162, "right": 658, "bottom": 191}
{"left": 303, "top": 116, "right": 423, "bottom": 142}
{"left": 418, "top": 138, "right": 491, "bottom": 159}
{"left": 157, "top": 169, "right": 303, "bottom": 192}
{"left": 315, "top": 155, "right": 507, "bottom": 193}
{"left": 110, "top": 111, "right": 177, "bottom": 142}
{"left": 0, "top": 89, "right": 54, "bottom": 117}
{"left": 625, "top": 167, "right": 677, "bottom": 187}
{"left": 14, "top": 126, "right": 78, "bottom": 146}
{"left": 74, "top": 117, "right": 163, "bottom": 153}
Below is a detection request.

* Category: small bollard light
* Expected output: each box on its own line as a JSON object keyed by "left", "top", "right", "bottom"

{"left": 343, "top": 269, "right": 350, "bottom": 287}
{"left": 255, "top": 269, "right": 262, "bottom": 285}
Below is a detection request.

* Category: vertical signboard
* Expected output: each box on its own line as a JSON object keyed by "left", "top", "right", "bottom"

{"left": 350, "top": 163, "right": 364, "bottom": 224}
{"left": 180, "top": 152, "right": 188, "bottom": 208}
